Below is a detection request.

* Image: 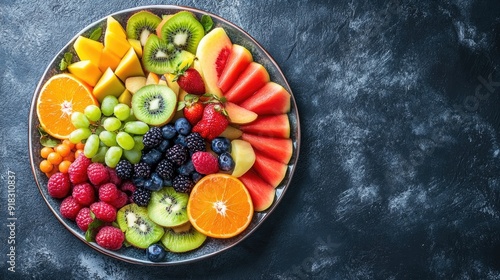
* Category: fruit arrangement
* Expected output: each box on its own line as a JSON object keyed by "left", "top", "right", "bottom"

{"left": 33, "top": 7, "right": 296, "bottom": 263}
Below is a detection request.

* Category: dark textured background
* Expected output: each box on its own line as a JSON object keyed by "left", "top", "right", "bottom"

{"left": 1, "top": 0, "right": 500, "bottom": 279}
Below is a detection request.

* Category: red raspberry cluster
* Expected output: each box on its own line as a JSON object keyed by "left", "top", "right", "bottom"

{"left": 46, "top": 154, "right": 139, "bottom": 251}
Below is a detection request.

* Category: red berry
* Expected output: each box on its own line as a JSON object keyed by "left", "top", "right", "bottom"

{"left": 120, "top": 180, "right": 137, "bottom": 195}
{"left": 72, "top": 183, "right": 96, "bottom": 206}
{"left": 75, "top": 207, "right": 94, "bottom": 231}
{"left": 109, "top": 191, "right": 128, "bottom": 209}
{"left": 192, "top": 103, "right": 228, "bottom": 140}
{"left": 191, "top": 151, "right": 220, "bottom": 174}
{"left": 47, "top": 172, "right": 71, "bottom": 198}
{"left": 60, "top": 196, "right": 82, "bottom": 220}
{"left": 175, "top": 68, "right": 205, "bottom": 95}
{"left": 68, "top": 153, "right": 91, "bottom": 184}
{"left": 107, "top": 167, "right": 122, "bottom": 186}
{"left": 90, "top": 201, "right": 117, "bottom": 222}
{"left": 95, "top": 226, "right": 124, "bottom": 251}
{"left": 183, "top": 98, "right": 205, "bottom": 126}
{"left": 87, "top": 163, "right": 109, "bottom": 186}
{"left": 98, "top": 183, "right": 120, "bottom": 203}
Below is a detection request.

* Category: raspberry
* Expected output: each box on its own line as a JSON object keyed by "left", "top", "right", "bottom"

{"left": 172, "top": 175, "right": 194, "bottom": 193}
{"left": 87, "top": 163, "right": 109, "bottom": 186}
{"left": 115, "top": 160, "right": 133, "bottom": 179}
{"left": 186, "top": 132, "right": 206, "bottom": 154}
{"left": 134, "top": 162, "right": 151, "bottom": 178}
{"left": 166, "top": 144, "right": 188, "bottom": 166}
{"left": 107, "top": 167, "right": 122, "bottom": 186}
{"left": 191, "top": 151, "right": 219, "bottom": 175}
{"left": 47, "top": 172, "right": 71, "bottom": 198}
{"left": 72, "top": 182, "right": 96, "bottom": 206}
{"left": 143, "top": 127, "right": 163, "bottom": 148}
{"left": 98, "top": 183, "right": 119, "bottom": 203}
{"left": 90, "top": 202, "right": 117, "bottom": 222}
{"left": 95, "top": 226, "right": 124, "bottom": 251}
{"left": 60, "top": 196, "right": 82, "bottom": 220}
{"left": 132, "top": 188, "right": 151, "bottom": 207}
{"left": 68, "top": 153, "right": 91, "bottom": 184}
{"left": 155, "top": 159, "right": 174, "bottom": 180}
{"left": 75, "top": 207, "right": 93, "bottom": 231}
{"left": 109, "top": 191, "right": 128, "bottom": 209}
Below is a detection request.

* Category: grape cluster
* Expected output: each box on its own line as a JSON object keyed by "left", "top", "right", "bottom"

{"left": 68, "top": 95, "right": 150, "bottom": 168}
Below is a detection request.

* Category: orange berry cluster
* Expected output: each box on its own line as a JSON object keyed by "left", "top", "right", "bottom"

{"left": 39, "top": 140, "right": 84, "bottom": 177}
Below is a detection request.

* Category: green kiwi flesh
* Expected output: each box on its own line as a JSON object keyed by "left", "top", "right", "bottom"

{"left": 142, "top": 34, "right": 195, "bottom": 74}
{"left": 117, "top": 204, "right": 164, "bottom": 249}
{"left": 161, "top": 222, "right": 207, "bottom": 253}
{"left": 131, "top": 84, "right": 177, "bottom": 126}
{"left": 126, "top": 10, "right": 162, "bottom": 46}
{"left": 160, "top": 11, "right": 205, "bottom": 54}
{"left": 147, "top": 187, "right": 189, "bottom": 227}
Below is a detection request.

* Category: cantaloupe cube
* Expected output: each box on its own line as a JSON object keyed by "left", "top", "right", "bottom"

{"left": 73, "top": 36, "right": 103, "bottom": 66}
{"left": 105, "top": 31, "right": 131, "bottom": 59}
{"left": 115, "top": 48, "right": 145, "bottom": 82}
{"left": 127, "top": 38, "right": 142, "bottom": 58}
{"left": 106, "top": 16, "right": 127, "bottom": 38}
{"left": 93, "top": 67, "right": 125, "bottom": 102}
{"left": 67, "top": 60, "right": 103, "bottom": 87}
{"left": 98, "top": 47, "right": 121, "bottom": 72}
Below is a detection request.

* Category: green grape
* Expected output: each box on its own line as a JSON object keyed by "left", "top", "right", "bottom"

{"left": 133, "top": 135, "right": 145, "bottom": 151}
{"left": 113, "top": 103, "right": 131, "bottom": 121}
{"left": 101, "top": 95, "right": 119, "bottom": 116}
{"left": 116, "top": 131, "right": 135, "bottom": 150}
{"left": 84, "top": 104, "right": 102, "bottom": 122}
{"left": 91, "top": 146, "right": 108, "bottom": 163}
{"left": 83, "top": 134, "right": 100, "bottom": 158}
{"left": 99, "top": 130, "right": 117, "bottom": 147}
{"left": 69, "top": 128, "right": 92, "bottom": 143}
{"left": 125, "top": 108, "right": 137, "bottom": 122}
{"left": 123, "top": 121, "right": 149, "bottom": 135}
{"left": 123, "top": 148, "right": 142, "bottom": 164}
{"left": 105, "top": 146, "right": 123, "bottom": 168}
{"left": 71, "top": 112, "right": 90, "bottom": 128}
{"left": 102, "top": 117, "right": 122, "bottom": 132}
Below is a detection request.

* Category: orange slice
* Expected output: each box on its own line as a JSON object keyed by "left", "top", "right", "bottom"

{"left": 36, "top": 73, "right": 98, "bottom": 139}
{"left": 187, "top": 173, "right": 254, "bottom": 238}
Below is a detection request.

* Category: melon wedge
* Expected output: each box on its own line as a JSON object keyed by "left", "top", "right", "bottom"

{"left": 253, "top": 151, "right": 288, "bottom": 188}
{"left": 240, "top": 114, "right": 290, "bottom": 138}
{"left": 217, "top": 44, "right": 253, "bottom": 93}
{"left": 225, "top": 102, "right": 258, "bottom": 125}
{"left": 239, "top": 169, "right": 275, "bottom": 211}
{"left": 196, "top": 27, "right": 232, "bottom": 97}
{"left": 224, "top": 62, "right": 270, "bottom": 104}
{"left": 241, "top": 133, "right": 293, "bottom": 164}
{"left": 239, "top": 82, "right": 291, "bottom": 115}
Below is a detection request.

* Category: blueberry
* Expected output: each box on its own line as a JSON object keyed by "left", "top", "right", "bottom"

{"left": 143, "top": 179, "right": 153, "bottom": 190}
{"left": 161, "top": 124, "right": 177, "bottom": 139}
{"left": 218, "top": 152, "right": 235, "bottom": 171}
{"left": 157, "top": 139, "right": 171, "bottom": 153}
{"left": 175, "top": 117, "right": 192, "bottom": 136}
{"left": 141, "top": 149, "right": 163, "bottom": 166}
{"left": 147, "top": 244, "right": 166, "bottom": 262}
{"left": 177, "top": 160, "right": 195, "bottom": 176}
{"left": 149, "top": 172, "right": 164, "bottom": 191}
{"left": 211, "top": 137, "right": 231, "bottom": 154}
{"left": 163, "top": 178, "right": 173, "bottom": 187}
{"left": 174, "top": 134, "right": 187, "bottom": 147}
{"left": 192, "top": 171, "right": 204, "bottom": 183}
{"left": 132, "top": 177, "right": 145, "bottom": 187}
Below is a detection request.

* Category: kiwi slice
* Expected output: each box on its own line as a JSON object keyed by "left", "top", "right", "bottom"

{"left": 147, "top": 187, "right": 189, "bottom": 227}
{"left": 142, "top": 34, "right": 195, "bottom": 74}
{"left": 126, "top": 10, "right": 162, "bottom": 46}
{"left": 117, "top": 204, "right": 164, "bottom": 249}
{"left": 161, "top": 222, "right": 207, "bottom": 253}
{"left": 160, "top": 11, "right": 205, "bottom": 54}
{"left": 131, "top": 84, "right": 177, "bottom": 126}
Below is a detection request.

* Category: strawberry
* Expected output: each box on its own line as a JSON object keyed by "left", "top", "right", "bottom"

{"left": 181, "top": 95, "right": 205, "bottom": 126}
{"left": 174, "top": 67, "right": 205, "bottom": 95}
{"left": 192, "top": 103, "right": 229, "bottom": 141}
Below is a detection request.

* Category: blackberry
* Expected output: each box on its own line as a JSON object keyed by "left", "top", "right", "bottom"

{"left": 172, "top": 175, "right": 195, "bottom": 193}
{"left": 132, "top": 188, "right": 151, "bottom": 207}
{"left": 134, "top": 162, "right": 151, "bottom": 178}
{"left": 143, "top": 127, "right": 163, "bottom": 148}
{"left": 186, "top": 132, "right": 206, "bottom": 154}
{"left": 156, "top": 159, "right": 174, "bottom": 180}
{"left": 165, "top": 144, "right": 188, "bottom": 166}
{"left": 115, "top": 159, "right": 133, "bottom": 179}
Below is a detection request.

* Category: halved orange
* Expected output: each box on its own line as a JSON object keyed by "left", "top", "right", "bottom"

{"left": 187, "top": 173, "right": 254, "bottom": 238}
{"left": 36, "top": 73, "right": 98, "bottom": 139}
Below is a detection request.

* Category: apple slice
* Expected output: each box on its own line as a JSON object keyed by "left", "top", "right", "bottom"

{"left": 223, "top": 62, "right": 270, "bottom": 104}
{"left": 217, "top": 44, "right": 253, "bottom": 93}
{"left": 146, "top": 72, "right": 160, "bottom": 85}
{"left": 218, "top": 125, "right": 243, "bottom": 140}
{"left": 224, "top": 102, "right": 258, "bottom": 125}
{"left": 93, "top": 68, "right": 125, "bottom": 102}
{"left": 230, "top": 139, "right": 255, "bottom": 177}
{"left": 195, "top": 27, "right": 232, "bottom": 97}
{"left": 125, "top": 76, "right": 147, "bottom": 94}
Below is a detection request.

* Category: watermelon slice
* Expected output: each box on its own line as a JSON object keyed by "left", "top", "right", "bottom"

{"left": 253, "top": 151, "right": 288, "bottom": 188}
{"left": 217, "top": 44, "right": 253, "bottom": 93}
{"left": 240, "top": 114, "right": 290, "bottom": 138}
{"left": 240, "top": 133, "right": 293, "bottom": 164}
{"left": 239, "top": 169, "right": 275, "bottom": 211}
{"left": 223, "top": 62, "right": 269, "bottom": 104}
{"left": 239, "top": 82, "right": 291, "bottom": 115}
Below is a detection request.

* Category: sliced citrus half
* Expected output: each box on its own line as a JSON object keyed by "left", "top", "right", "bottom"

{"left": 187, "top": 173, "right": 254, "bottom": 238}
{"left": 36, "top": 73, "right": 98, "bottom": 139}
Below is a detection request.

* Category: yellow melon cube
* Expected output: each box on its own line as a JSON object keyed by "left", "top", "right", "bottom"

{"left": 93, "top": 68, "right": 126, "bottom": 102}
{"left": 98, "top": 47, "right": 121, "bottom": 72}
{"left": 104, "top": 31, "right": 131, "bottom": 59}
{"left": 118, "top": 89, "right": 132, "bottom": 107}
{"left": 67, "top": 60, "right": 103, "bottom": 87}
{"left": 106, "top": 16, "right": 127, "bottom": 38}
{"left": 146, "top": 72, "right": 160, "bottom": 85}
{"left": 73, "top": 36, "right": 103, "bottom": 66}
{"left": 115, "top": 48, "right": 145, "bottom": 82}
{"left": 127, "top": 38, "right": 143, "bottom": 58}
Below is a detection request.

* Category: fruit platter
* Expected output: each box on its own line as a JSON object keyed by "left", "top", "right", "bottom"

{"left": 28, "top": 5, "right": 300, "bottom": 265}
